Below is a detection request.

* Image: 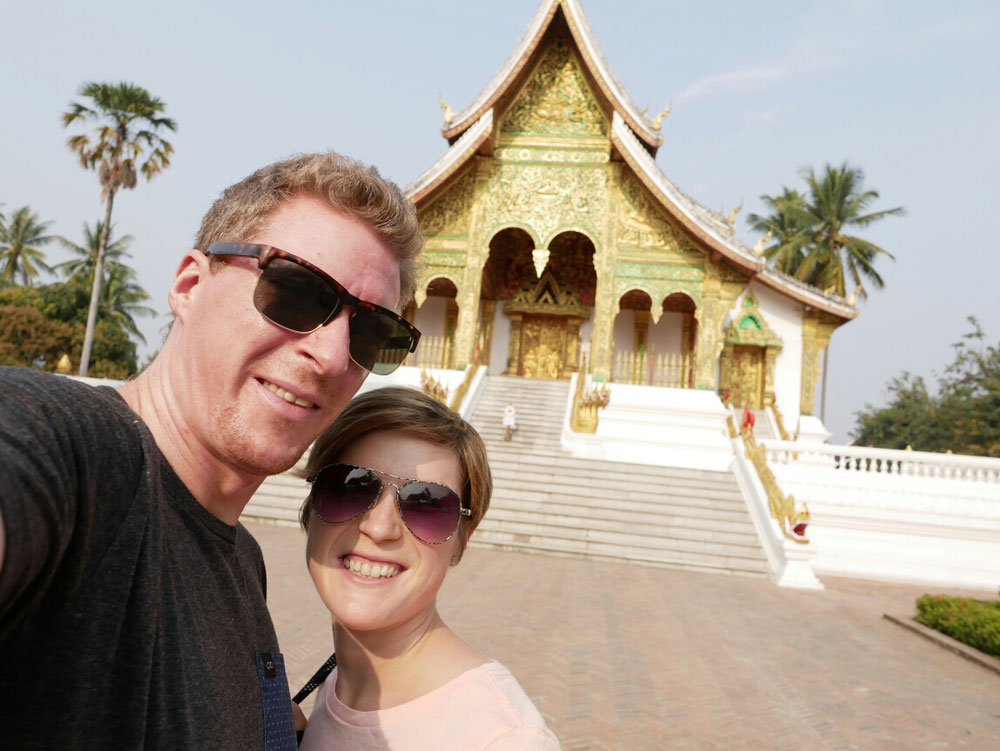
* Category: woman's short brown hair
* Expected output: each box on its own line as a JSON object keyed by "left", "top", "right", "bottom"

{"left": 194, "top": 151, "right": 422, "bottom": 307}
{"left": 300, "top": 386, "right": 492, "bottom": 559}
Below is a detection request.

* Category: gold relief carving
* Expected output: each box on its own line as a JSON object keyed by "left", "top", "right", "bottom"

{"left": 800, "top": 311, "right": 839, "bottom": 415}
{"left": 719, "top": 262, "right": 747, "bottom": 283}
{"left": 730, "top": 345, "right": 765, "bottom": 410}
{"left": 614, "top": 262, "right": 704, "bottom": 283}
{"left": 505, "top": 269, "right": 589, "bottom": 319}
{"left": 494, "top": 147, "right": 609, "bottom": 165}
{"left": 613, "top": 278, "right": 702, "bottom": 308}
{"left": 616, "top": 174, "right": 694, "bottom": 255}
{"left": 487, "top": 164, "right": 607, "bottom": 242}
{"left": 520, "top": 316, "right": 567, "bottom": 380}
{"left": 499, "top": 34, "right": 607, "bottom": 138}
{"left": 422, "top": 251, "right": 467, "bottom": 268}
{"left": 418, "top": 168, "right": 476, "bottom": 238}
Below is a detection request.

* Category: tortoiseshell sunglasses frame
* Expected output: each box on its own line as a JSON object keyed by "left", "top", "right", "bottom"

{"left": 203, "top": 241, "right": 420, "bottom": 360}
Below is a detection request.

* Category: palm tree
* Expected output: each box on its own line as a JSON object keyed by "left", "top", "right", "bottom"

{"left": 101, "top": 262, "right": 157, "bottom": 344}
{"left": 63, "top": 81, "right": 176, "bottom": 377}
{"left": 0, "top": 206, "right": 55, "bottom": 285}
{"left": 747, "top": 188, "right": 811, "bottom": 275}
{"left": 55, "top": 220, "right": 134, "bottom": 280}
{"left": 750, "top": 162, "right": 903, "bottom": 299}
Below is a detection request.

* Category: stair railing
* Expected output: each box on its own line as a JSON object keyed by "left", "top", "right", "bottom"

{"left": 570, "top": 353, "right": 610, "bottom": 433}
{"left": 725, "top": 399, "right": 809, "bottom": 545}
{"left": 448, "top": 338, "right": 484, "bottom": 412}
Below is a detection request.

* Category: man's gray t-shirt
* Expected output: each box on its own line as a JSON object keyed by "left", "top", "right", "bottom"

{"left": 0, "top": 367, "right": 297, "bottom": 749}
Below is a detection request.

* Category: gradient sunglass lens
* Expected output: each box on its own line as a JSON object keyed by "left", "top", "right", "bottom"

{"left": 311, "top": 464, "right": 380, "bottom": 523}
{"left": 310, "top": 464, "right": 464, "bottom": 544}
{"left": 396, "top": 482, "right": 463, "bottom": 543}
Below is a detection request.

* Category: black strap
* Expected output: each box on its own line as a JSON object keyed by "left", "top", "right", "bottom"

{"left": 293, "top": 652, "right": 337, "bottom": 704}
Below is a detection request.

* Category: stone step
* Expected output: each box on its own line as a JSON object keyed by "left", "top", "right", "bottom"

{"left": 481, "top": 504, "right": 758, "bottom": 541}
{"left": 468, "top": 531, "right": 769, "bottom": 576}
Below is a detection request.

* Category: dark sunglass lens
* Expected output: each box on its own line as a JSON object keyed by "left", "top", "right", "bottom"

{"left": 397, "top": 482, "right": 462, "bottom": 543}
{"left": 255, "top": 258, "right": 341, "bottom": 332}
{"left": 349, "top": 311, "right": 415, "bottom": 375}
{"left": 312, "top": 464, "right": 380, "bottom": 523}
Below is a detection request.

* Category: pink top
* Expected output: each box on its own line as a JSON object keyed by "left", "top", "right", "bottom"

{"left": 299, "top": 661, "right": 560, "bottom": 750}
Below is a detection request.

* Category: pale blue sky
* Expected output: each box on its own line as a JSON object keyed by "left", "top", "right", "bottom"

{"left": 2, "top": 0, "right": 998, "bottom": 442}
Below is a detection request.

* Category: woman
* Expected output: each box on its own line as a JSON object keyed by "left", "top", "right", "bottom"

{"left": 297, "top": 386, "right": 560, "bottom": 750}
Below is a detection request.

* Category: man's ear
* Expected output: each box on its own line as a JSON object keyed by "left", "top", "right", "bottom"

{"left": 168, "top": 251, "right": 212, "bottom": 321}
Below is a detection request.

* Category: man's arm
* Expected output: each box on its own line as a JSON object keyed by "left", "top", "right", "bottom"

{"left": 0, "top": 507, "right": 5, "bottom": 580}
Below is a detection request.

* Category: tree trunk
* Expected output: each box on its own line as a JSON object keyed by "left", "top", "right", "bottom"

{"left": 78, "top": 190, "right": 115, "bottom": 377}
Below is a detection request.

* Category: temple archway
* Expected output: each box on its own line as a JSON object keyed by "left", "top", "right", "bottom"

{"left": 479, "top": 227, "right": 595, "bottom": 379}
{"left": 410, "top": 277, "right": 458, "bottom": 369}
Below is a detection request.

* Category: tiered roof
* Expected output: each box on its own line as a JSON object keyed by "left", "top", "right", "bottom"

{"left": 405, "top": 0, "right": 856, "bottom": 321}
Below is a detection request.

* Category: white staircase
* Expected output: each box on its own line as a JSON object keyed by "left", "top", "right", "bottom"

{"left": 469, "top": 375, "right": 769, "bottom": 577}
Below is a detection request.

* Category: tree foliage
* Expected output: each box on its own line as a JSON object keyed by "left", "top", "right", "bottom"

{"left": 56, "top": 220, "right": 156, "bottom": 342}
{"left": 62, "top": 80, "right": 175, "bottom": 376}
{"left": 851, "top": 318, "right": 1000, "bottom": 457}
{"left": 748, "top": 162, "right": 903, "bottom": 299}
{"left": 0, "top": 205, "right": 55, "bottom": 285}
{"left": 0, "top": 277, "right": 138, "bottom": 378}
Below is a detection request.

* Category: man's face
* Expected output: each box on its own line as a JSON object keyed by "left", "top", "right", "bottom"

{"left": 171, "top": 193, "right": 401, "bottom": 478}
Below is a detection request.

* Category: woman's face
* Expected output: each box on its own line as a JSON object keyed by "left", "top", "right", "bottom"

{"left": 306, "top": 429, "right": 465, "bottom": 635}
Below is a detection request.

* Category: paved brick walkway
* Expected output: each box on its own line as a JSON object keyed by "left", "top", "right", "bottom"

{"left": 250, "top": 520, "right": 1000, "bottom": 750}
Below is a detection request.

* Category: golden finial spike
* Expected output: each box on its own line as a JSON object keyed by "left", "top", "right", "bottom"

{"left": 650, "top": 105, "right": 671, "bottom": 130}
{"left": 752, "top": 228, "right": 774, "bottom": 255}
{"left": 439, "top": 96, "right": 454, "bottom": 126}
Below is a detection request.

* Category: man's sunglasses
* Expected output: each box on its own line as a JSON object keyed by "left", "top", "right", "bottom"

{"left": 307, "top": 463, "right": 471, "bottom": 545}
{"left": 203, "top": 242, "right": 420, "bottom": 375}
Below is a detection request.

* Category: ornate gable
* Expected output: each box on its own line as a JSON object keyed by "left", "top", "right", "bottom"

{"left": 504, "top": 269, "right": 589, "bottom": 318}
{"left": 499, "top": 32, "right": 607, "bottom": 140}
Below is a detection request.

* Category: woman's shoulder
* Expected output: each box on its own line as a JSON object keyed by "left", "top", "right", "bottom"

{"left": 456, "top": 662, "right": 560, "bottom": 748}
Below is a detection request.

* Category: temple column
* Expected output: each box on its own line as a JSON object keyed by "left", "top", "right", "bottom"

{"left": 505, "top": 313, "right": 523, "bottom": 375}
{"left": 561, "top": 316, "right": 582, "bottom": 378}
{"left": 692, "top": 260, "right": 725, "bottom": 390}
{"left": 800, "top": 310, "right": 838, "bottom": 415}
{"left": 764, "top": 347, "right": 778, "bottom": 407}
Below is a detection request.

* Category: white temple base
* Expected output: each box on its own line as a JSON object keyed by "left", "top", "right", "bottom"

{"left": 795, "top": 415, "right": 832, "bottom": 443}
{"left": 561, "top": 380, "right": 734, "bottom": 471}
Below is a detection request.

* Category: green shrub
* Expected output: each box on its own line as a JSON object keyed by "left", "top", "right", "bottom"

{"left": 915, "top": 594, "right": 1000, "bottom": 658}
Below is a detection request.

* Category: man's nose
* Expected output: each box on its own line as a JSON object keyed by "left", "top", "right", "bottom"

{"left": 296, "top": 310, "right": 353, "bottom": 376}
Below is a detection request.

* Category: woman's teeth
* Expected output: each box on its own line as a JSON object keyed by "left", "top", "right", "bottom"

{"left": 343, "top": 556, "right": 400, "bottom": 579}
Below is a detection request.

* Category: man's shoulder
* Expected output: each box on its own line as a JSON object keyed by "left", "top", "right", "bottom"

{"left": 1, "top": 366, "right": 121, "bottom": 401}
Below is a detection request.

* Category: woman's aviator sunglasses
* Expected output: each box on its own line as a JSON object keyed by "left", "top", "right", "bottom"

{"left": 307, "top": 463, "right": 471, "bottom": 545}
{"left": 203, "top": 242, "right": 420, "bottom": 375}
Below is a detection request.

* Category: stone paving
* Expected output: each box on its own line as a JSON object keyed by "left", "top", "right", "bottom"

{"left": 251, "top": 519, "right": 1000, "bottom": 750}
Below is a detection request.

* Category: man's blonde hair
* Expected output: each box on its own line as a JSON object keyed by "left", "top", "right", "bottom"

{"left": 194, "top": 151, "right": 422, "bottom": 307}
{"left": 300, "top": 387, "right": 492, "bottom": 561}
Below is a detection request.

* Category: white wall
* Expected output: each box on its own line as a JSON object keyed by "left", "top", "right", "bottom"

{"left": 649, "top": 311, "right": 683, "bottom": 356}
{"left": 488, "top": 301, "right": 511, "bottom": 374}
{"left": 413, "top": 296, "right": 448, "bottom": 339}
{"left": 612, "top": 309, "right": 635, "bottom": 355}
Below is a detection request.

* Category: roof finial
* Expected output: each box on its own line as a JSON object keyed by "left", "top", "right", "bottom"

{"left": 752, "top": 228, "right": 774, "bottom": 255}
{"left": 725, "top": 201, "right": 743, "bottom": 234}
{"left": 650, "top": 105, "right": 671, "bottom": 131}
{"left": 846, "top": 285, "right": 863, "bottom": 306}
{"left": 439, "top": 95, "right": 454, "bottom": 126}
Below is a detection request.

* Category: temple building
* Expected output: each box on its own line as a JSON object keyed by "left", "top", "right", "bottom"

{"left": 403, "top": 0, "right": 855, "bottom": 432}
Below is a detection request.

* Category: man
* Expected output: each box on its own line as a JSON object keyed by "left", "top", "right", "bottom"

{"left": 0, "top": 152, "right": 423, "bottom": 749}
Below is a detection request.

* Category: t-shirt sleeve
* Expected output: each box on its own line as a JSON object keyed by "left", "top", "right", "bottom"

{"left": 483, "top": 726, "right": 562, "bottom": 751}
{"left": 0, "top": 369, "right": 141, "bottom": 630}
